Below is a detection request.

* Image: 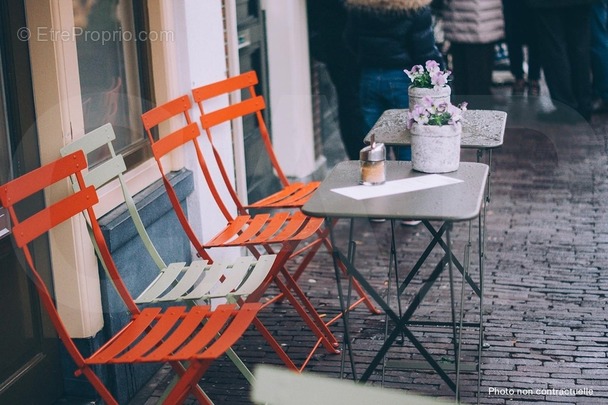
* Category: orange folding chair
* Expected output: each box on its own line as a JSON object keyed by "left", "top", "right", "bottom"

{"left": 192, "top": 70, "right": 319, "bottom": 210}
{"left": 141, "top": 95, "right": 340, "bottom": 371}
{"left": 191, "top": 71, "right": 379, "bottom": 313}
{"left": 0, "top": 151, "right": 261, "bottom": 405}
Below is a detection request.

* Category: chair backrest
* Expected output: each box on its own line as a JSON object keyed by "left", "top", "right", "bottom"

{"left": 140, "top": 95, "right": 236, "bottom": 257}
{"left": 0, "top": 151, "right": 139, "bottom": 364}
{"left": 60, "top": 123, "right": 170, "bottom": 269}
{"left": 192, "top": 71, "right": 290, "bottom": 208}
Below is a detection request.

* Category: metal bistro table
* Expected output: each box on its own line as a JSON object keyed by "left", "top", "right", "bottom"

{"left": 302, "top": 161, "right": 489, "bottom": 400}
{"left": 366, "top": 108, "right": 506, "bottom": 366}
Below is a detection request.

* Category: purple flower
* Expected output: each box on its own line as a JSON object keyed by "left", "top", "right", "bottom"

{"left": 404, "top": 60, "right": 451, "bottom": 89}
{"left": 409, "top": 105, "right": 429, "bottom": 126}
{"left": 431, "top": 70, "right": 450, "bottom": 89}
{"left": 435, "top": 101, "right": 448, "bottom": 113}
{"left": 404, "top": 65, "right": 424, "bottom": 81}
{"left": 425, "top": 60, "right": 440, "bottom": 74}
{"left": 408, "top": 99, "right": 466, "bottom": 128}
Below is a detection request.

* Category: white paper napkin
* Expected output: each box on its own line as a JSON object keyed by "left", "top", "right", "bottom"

{"left": 331, "top": 174, "right": 463, "bottom": 200}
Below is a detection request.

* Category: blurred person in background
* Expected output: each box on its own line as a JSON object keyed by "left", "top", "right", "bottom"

{"left": 441, "top": 0, "right": 505, "bottom": 96}
{"left": 526, "top": 0, "right": 595, "bottom": 122}
{"left": 590, "top": 0, "right": 608, "bottom": 113}
{"left": 344, "top": 0, "right": 444, "bottom": 161}
{"left": 308, "top": 0, "right": 366, "bottom": 160}
{"left": 503, "top": 0, "right": 542, "bottom": 97}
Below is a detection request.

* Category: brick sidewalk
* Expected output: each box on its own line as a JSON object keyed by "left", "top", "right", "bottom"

{"left": 129, "top": 96, "right": 608, "bottom": 405}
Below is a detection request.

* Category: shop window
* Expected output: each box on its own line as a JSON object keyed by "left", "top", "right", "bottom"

{"left": 73, "top": 0, "right": 154, "bottom": 168}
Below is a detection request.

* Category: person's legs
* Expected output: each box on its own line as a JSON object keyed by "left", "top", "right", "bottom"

{"left": 359, "top": 68, "right": 388, "bottom": 136}
{"left": 503, "top": 0, "right": 525, "bottom": 82}
{"left": 590, "top": 0, "right": 608, "bottom": 105}
{"left": 563, "top": 6, "right": 592, "bottom": 120}
{"left": 449, "top": 42, "right": 469, "bottom": 96}
{"left": 469, "top": 44, "right": 495, "bottom": 96}
{"left": 535, "top": 10, "right": 577, "bottom": 111}
{"left": 450, "top": 42, "right": 494, "bottom": 97}
{"left": 325, "top": 56, "right": 366, "bottom": 160}
{"left": 522, "top": 2, "right": 542, "bottom": 95}
{"left": 384, "top": 70, "right": 411, "bottom": 160}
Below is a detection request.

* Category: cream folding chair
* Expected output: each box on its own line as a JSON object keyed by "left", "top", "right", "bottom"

{"left": 60, "top": 123, "right": 277, "bottom": 383}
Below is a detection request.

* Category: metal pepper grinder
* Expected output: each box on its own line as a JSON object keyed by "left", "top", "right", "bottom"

{"left": 359, "top": 134, "right": 386, "bottom": 185}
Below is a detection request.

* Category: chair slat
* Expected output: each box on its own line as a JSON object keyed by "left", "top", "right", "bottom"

{"left": 229, "top": 213, "right": 274, "bottom": 245}
{"left": 249, "top": 211, "right": 305, "bottom": 244}
{"left": 85, "top": 155, "right": 127, "bottom": 189}
{"left": 156, "top": 260, "right": 208, "bottom": 302}
{"left": 232, "top": 255, "right": 276, "bottom": 297}
{"left": 12, "top": 186, "right": 98, "bottom": 247}
{"left": 204, "top": 215, "right": 252, "bottom": 246}
{"left": 172, "top": 304, "right": 235, "bottom": 358}
{"left": 151, "top": 122, "right": 200, "bottom": 158}
{"left": 0, "top": 151, "right": 86, "bottom": 206}
{"left": 114, "top": 306, "right": 186, "bottom": 362}
{"left": 200, "top": 96, "right": 265, "bottom": 129}
{"left": 265, "top": 211, "right": 320, "bottom": 244}
{"left": 134, "top": 262, "right": 187, "bottom": 303}
{"left": 90, "top": 307, "right": 162, "bottom": 363}
{"left": 144, "top": 306, "right": 210, "bottom": 361}
{"left": 61, "top": 123, "right": 116, "bottom": 155}
{"left": 141, "top": 95, "right": 192, "bottom": 130}
{"left": 192, "top": 71, "right": 257, "bottom": 102}
{"left": 196, "top": 303, "right": 261, "bottom": 360}
{"left": 247, "top": 211, "right": 291, "bottom": 243}
{"left": 210, "top": 256, "right": 255, "bottom": 297}
{"left": 279, "top": 182, "right": 320, "bottom": 206}
{"left": 181, "top": 261, "right": 228, "bottom": 301}
{"left": 248, "top": 183, "right": 304, "bottom": 207}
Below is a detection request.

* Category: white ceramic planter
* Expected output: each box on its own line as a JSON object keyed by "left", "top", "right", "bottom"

{"left": 408, "top": 85, "right": 451, "bottom": 111}
{"left": 410, "top": 122, "right": 461, "bottom": 173}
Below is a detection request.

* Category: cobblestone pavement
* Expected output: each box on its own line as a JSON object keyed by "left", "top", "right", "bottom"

{"left": 129, "top": 94, "right": 608, "bottom": 404}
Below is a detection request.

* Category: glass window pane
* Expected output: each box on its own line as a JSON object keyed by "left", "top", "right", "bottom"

{"left": 73, "top": 0, "right": 145, "bottom": 166}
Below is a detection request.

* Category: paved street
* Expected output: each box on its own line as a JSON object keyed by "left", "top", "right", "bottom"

{"left": 129, "top": 90, "right": 608, "bottom": 404}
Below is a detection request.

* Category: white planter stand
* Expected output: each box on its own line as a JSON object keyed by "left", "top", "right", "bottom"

{"left": 410, "top": 122, "right": 461, "bottom": 173}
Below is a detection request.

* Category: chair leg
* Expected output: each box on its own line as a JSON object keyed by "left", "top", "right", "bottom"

{"left": 286, "top": 227, "right": 380, "bottom": 315}
{"left": 80, "top": 366, "right": 119, "bottom": 405}
{"left": 251, "top": 243, "right": 339, "bottom": 350}
{"left": 251, "top": 316, "right": 299, "bottom": 370}
{"left": 167, "top": 360, "right": 211, "bottom": 403}
{"left": 278, "top": 267, "right": 339, "bottom": 349}
{"left": 163, "top": 361, "right": 212, "bottom": 405}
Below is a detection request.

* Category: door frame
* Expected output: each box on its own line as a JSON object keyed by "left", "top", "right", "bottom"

{"left": 0, "top": 0, "right": 63, "bottom": 402}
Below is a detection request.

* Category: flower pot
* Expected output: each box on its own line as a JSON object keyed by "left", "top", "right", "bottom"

{"left": 410, "top": 122, "right": 461, "bottom": 173}
{"left": 408, "top": 85, "right": 451, "bottom": 111}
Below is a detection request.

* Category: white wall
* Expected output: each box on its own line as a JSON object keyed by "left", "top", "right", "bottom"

{"left": 177, "top": 0, "right": 241, "bottom": 262}
{"left": 263, "top": 0, "right": 318, "bottom": 179}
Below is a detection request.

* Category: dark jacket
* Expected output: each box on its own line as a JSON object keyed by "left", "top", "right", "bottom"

{"left": 344, "top": 0, "right": 443, "bottom": 69}
{"left": 526, "top": 0, "right": 596, "bottom": 7}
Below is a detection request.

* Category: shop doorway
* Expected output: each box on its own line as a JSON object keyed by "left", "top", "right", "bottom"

{"left": 0, "top": 2, "right": 63, "bottom": 403}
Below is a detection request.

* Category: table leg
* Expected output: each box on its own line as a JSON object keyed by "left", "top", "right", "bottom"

{"left": 382, "top": 220, "right": 405, "bottom": 386}
{"left": 477, "top": 148, "right": 491, "bottom": 404}
{"left": 328, "top": 218, "right": 358, "bottom": 380}
{"left": 415, "top": 222, "right": 481, "bottom": 297}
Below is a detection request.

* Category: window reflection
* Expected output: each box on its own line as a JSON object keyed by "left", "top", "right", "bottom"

{"left": 74, "top": 0, "right": 144, "bottom": 166}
